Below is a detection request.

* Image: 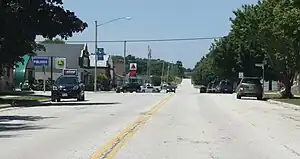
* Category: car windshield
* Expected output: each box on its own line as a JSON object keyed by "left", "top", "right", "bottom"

{"left": 56, "top": 76, "right": 78, "bottom": 85}
{"left": 242, "top": 78, "right": 261, "bottom": 85}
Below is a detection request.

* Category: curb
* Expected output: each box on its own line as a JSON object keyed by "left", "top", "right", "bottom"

{"left": 0, "top": 99, "right": 51, "bottom": 110}
{"left": 266, "top": 99, "right": 300, "bottom": 111}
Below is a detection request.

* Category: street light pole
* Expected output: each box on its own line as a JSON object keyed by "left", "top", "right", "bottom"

{"left": 93, "top": 17, "right": 131, "bottom": 92}
{"left": 94, "top": 20, "right": 98, "bottom": 92}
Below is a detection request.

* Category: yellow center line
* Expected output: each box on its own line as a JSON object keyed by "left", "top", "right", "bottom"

{"left": 91, "top": 94, "right": 175, "bottom": 159}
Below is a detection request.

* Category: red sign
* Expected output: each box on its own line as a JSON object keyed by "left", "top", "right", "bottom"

{"left": 129, "top": 70, "right": 136, "bottom": 77}
{"left": 129, "top": 63, "right": 137, "bottom": 71}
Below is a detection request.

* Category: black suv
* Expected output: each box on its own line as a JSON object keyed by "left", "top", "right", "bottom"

{"left": 166, "top": 85, "right": 176, "bottom": 93}
{"left": 116, "top": 82, "right": 141, "bottom": 93}
{"left": 217, "top": 80, "right": 233, "bottom": 93}
{"left": 51, "top": 75, "right": 85, "bottom": 102}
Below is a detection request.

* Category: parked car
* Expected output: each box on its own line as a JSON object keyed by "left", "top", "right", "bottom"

{"left": 199, "top": 86, "right": 207, "bottom": 93}
{"left": 51, "top": 75, "right": 85, "bottom": 102}
{"left": 207, "top": 81, "right": 218, "bottom": 93}
{"left": 236, "top": 77, "right": 263, "bottom": 100}
{"left": 217, "top": 80, "right": 233, "bottom": 93}
{"left": 141, "top": 85, "right": 155, "bottom": 93}
{"left": 116, "top": 82, "right": 141, "bottom": 93}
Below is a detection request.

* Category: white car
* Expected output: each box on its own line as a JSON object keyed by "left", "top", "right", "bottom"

{"left": 141, "top": 85, "right": 155, "bottom": 93}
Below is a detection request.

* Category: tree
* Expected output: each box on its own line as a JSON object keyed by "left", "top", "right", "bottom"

{"left": 41, "top": 38, "right": 66, "bottom": 44}
{"left": 193, "top": 0, "right": 300, "bottom": 98}
{"left": 0, "top": 1, "right": 87, "bottom": 69}
{"left": 174, "top": 61, "right": 185, "bottom": 78}
{"left": 259, "top": 0, "right": 300, "bottom": 97}
{"left": 112, "top": 55, "right": 185, "bottom": 81}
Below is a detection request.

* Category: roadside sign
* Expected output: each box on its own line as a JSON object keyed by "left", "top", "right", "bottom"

{"left": 97, "top": 48, "right": 104, "bottom": 60}
{"left": 33, "top": 57, "right": 49, "bottom": 66}
{"left": 238, "top": 72, "right": 243, "bottom": 78}
{"left": 55, "top": 57, "right": 66, "bottom": 69}
{"left": 129, "top": 63, "right": 137, "bottom": 71}
{"left": 63, "top": 69, "right": 78, "bottom": 76}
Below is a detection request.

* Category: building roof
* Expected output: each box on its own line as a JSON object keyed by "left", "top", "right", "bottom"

{"left": 36, "top": 44, "right": 86, "bottom": 57}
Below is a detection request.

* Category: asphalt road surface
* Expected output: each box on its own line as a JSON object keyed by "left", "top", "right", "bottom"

{"left": 2, "top": 79, "right": 300, "bottom": 158}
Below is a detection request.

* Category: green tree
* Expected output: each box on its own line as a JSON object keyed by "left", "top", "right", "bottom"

{"left": 257, "top": 0, "right": 300, "bottom": 97}
{"left": 97, "top": 73, "right": 108, "bottom": 84}
{"left": 41, "top": 38, "right": 66, "bottom": 44}
{"left": 0, "top": 1, "right": 87, "bottom": 69}
{"left": 193, "top": 0, "right": 300, "bottom": 98}
{"left": 112, "top": 55, "right": 185, "bottom": 81}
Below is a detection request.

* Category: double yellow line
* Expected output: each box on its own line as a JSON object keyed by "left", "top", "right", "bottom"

{"left": 91, "top": 94, "right": 174, "bottom": 159}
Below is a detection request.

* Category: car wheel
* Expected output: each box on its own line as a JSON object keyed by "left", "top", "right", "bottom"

{"left": 236, "top": 95, "right": 241, "bottom": 99}
{"left": 81, "top": 95, "right": 85, "bottom": 101}
{"left": 142, "top": 90, "right": 145, "bottom": 93}
{"left": 257, "top": 95, "right": 263, "bottom": 100}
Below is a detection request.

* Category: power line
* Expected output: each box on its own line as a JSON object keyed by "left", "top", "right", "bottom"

{"left": 36, "top": 36, "right": 224, "bottom": 43}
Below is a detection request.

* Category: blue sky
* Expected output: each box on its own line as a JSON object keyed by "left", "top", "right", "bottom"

{"left": 50, "top": 0, "right": 258, "bottom": 68}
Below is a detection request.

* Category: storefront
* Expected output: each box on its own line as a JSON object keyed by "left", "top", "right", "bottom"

{"left": 14, "top": 55, "right": 35, "bottom": 89}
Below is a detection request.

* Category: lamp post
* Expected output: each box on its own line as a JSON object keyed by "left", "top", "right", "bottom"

{"left": 94, "top": 17, "right": 131, "bottom": 92}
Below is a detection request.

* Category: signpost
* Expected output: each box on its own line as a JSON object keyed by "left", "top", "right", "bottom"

{"left": 63, "top": 69, "right": 78, "bottom": 76}
{"left": 97, "top": 48, "right": 104, "bottom": 60}
{"left": 238, "top": 72, "right": 244, "bottom": 78}
{"left": 33, "top": 57, "right": 49, "bottom": 66}
{"left": 129, "top": 63, "right": 137, "bottom": 71}
{"left": 255, "top": 60, "right": 267, "bottom": 95}
{"left": 55, "top": 57, "right": 66, "bottom": 69}
{"left": 33, "top": 57, "right": 49, "bottom": 92}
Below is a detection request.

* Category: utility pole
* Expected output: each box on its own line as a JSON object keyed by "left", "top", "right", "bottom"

{"left": 147, "top": 45, "right": 152, "bottom": 82}
{"left": 161, "top": 61, "right": 164, "bottom": 84}
{"left": 123, "top": 41, "right": 127, "bottom": 77}
{"left": 167, "top": 63, "right": 170, "bottom": 84}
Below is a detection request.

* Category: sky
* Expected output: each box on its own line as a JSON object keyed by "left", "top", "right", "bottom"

{"left": 40, "top": 0, "right": 258, "bottom": 69}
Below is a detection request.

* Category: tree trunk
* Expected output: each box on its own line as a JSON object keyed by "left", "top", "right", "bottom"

{"left": 281, "top": 73, "right": 294, "bottom": 98}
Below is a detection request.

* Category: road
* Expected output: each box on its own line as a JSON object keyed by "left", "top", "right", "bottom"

{"left": 1, "top": 79, "right": 300, "bottom": 158}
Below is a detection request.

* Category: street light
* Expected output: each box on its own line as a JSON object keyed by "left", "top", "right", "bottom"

{"left": 94, "top": 16, "right": 131, "bottom": 92}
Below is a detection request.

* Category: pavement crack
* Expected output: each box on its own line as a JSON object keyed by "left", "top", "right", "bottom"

{"left": 281, "top": 143, "right": 300, "bottom": 157}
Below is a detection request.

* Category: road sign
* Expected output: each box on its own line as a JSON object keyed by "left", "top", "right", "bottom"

{"left": 129, "top": 63, "right": 137, "bottom": 71}
{"left": 63, "top": 69, "right": 78, "bottom": 76}
{"left": 33, "top": 57, "right": 49, "bottom": 66}
{"left": 96, "top": 48, "right": 105, "bottom": 60}
{"left": 238, "top": 72, "right": 244, "bottom": 78}
{"left": 55, "top": 57, "right": 66, "bottom": 69}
